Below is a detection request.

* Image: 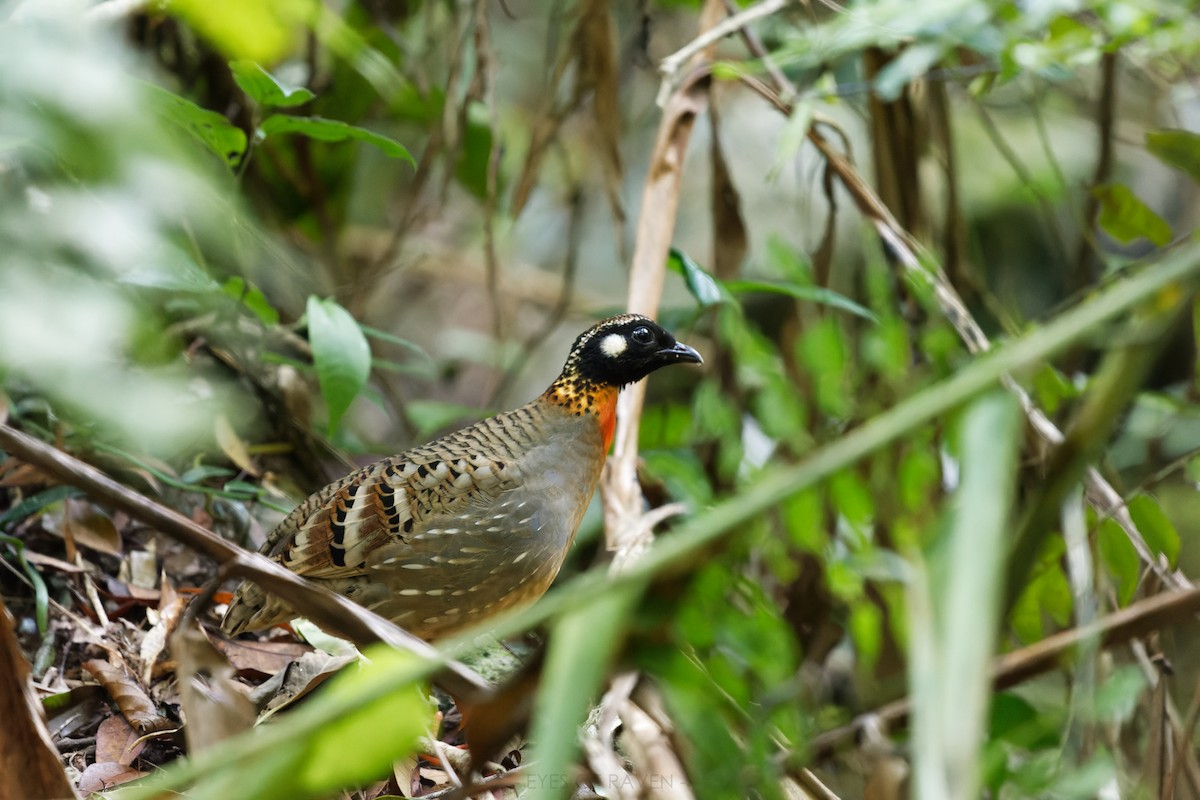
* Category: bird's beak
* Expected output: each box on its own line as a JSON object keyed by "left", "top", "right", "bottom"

{"left": 657, "top": 341, "right": 703, "bottom": 365}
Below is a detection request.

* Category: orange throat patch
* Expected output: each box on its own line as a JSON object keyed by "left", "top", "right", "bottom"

{"left": 544, "top": 379, "right": 620, "bottom": 451}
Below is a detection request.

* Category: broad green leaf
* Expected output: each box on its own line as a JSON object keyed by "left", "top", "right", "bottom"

{"left": 1092, "top": 183, "right": 1172, "bottom": 247}
{"left": 725, "top": 279, "right": 879, "bottom": 322}
{"left": 298, "top": 646, "right": 433, "bottom": 795}
{"left": 260, "top": 115, "right": 414, "bottom": 164}
{"left": 222, "top": 277, "right": 281, "bottom": 325}
{"left": 1097, "top": 518, "right": 1139, "bottom": 605}
{"left": 306, "top": 296, "right": 371, "bottom": 434}
{"left": 526, "top": 584, "right": 639, "bottom": 800}
{"left": 667, "top": 248, "right": 726, "bottom": 307}
{"left": 145, "top": 84, "right": 247, "bottom": 168}
{"left": 166, "top": 0, "right": 315, "bottom": 64}
{"left": 1146, "top": 129, "right": 1200, "bottom": 184}
{"left": 1127, "top": 495, "right": 1180, "bottom": 568}
{"left": 230, "top": 61, "right": 315, "bottom": 107}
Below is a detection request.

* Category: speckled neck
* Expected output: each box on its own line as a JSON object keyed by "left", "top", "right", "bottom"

{"left": 541, "top": 372, "right": 617, "bottom": 415}
{"left": 541, "top": 372, "right": 620, "bottom": 449}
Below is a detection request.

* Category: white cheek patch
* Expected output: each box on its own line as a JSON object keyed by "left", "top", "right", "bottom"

{"left": 600, "top": 333, "right": 627, "bottom": 358}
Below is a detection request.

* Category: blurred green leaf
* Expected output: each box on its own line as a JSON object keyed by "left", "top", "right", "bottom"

{"left": 222, "top": 277, "right": 281, "bottom": 325}
{"left": 849, "top": 600, "right": 882, "bottom": 672}
{"left": 1092, "top": 183, "right": 1172, "bottom": 247}
{"left": 527, "top": 585, "right": 638, "bottom": 800}
{"left": 910, "top": 391, "right": 1020, "bottom": 800}
{"left": 230, "top": 61, "right": 315, "bottom": 107}
{"left": 1094, "top": 664, "right": 1146, "bottom": 722}
{"left": 725, "top": 280, "right": 879, "bottom": 322}
{"left": 146, "top": 84, "right": 247, "bottom": 168}
{"left": 260, "top": 115, "right": 414, "bottom": 164}
{"left": 873, "top": 42, "right": 943, "bottom": 101}
{"left": 306, "top": 296, "right": 371, "bottom": 434}
{"left": 668, "top": 248, "right": 727, "bottom": 307}
{"left": 298, "top": 646, "right": 433, "bottom": 795}
{"left": 1097, "top": 518, "right": 1139, "bottom": 606}
{"left": 1031, "top": 364, "right": 1076, "bottom": 415}
{"left": 797, "top": 318, "right": 850, "bottom": 417}
{"left": 1146, "top": 128, "right": 1200, "bottom": 184}
{"left": 1127, "top": 495, "right": 1180, "bottom": 568}
{"left": 166, "top": 0, "right": 315, "bottom": 64}
{"left": 898, "top": 448, "right": 939, "bottom": 512}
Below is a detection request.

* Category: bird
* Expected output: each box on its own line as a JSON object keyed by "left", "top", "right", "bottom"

{"left": 221, "top": 314, "right": 702, "bottom": 640}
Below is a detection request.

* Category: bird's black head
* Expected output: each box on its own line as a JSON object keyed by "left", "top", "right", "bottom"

{"left": 562, "top": 314, "right": 703, "bottom": 387}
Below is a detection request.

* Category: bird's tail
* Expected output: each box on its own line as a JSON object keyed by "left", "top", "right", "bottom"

{"left": 220, "top": 581, "right": 295, "bottom": 636}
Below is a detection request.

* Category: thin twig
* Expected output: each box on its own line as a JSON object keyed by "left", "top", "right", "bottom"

{"left": 657, "top": 0, "right": 790, "bottom": 105}
{"left": 1075, "top": 50, "right": 1118, "bottom": 290}
{"left": 1163, "top": 667, "right": 1200, "bottom": 800}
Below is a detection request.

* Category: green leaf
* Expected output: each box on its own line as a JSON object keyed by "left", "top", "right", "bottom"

{"left": 909, "top": 391, "right": 1021, "bottom": 800}
{"left": 145, "top": 84, "right": 247, "bottom": 168}
{"left": 725, "top": 279, "right": 879, "bottom": 322}
{"left": 306, "top": 296, "right": 371, "bottom": 434}
{"left": 1098, "top": 518, "right": 1140, "bottom": 605}
{"left": 1127, "top": 495, "right": 1180, "bottom": 568}
{"left": 1091, "top": 183, "right": 1172, "bottom": 247}
{"left": 527, "top": 584, "right": 639, "bottom": 800}
{"left": 667, "top": 248, "right": 727, "bottom": 307}
{"left": 1146, "top": 129, "right": 1200, "bottom": 184}
{"left": 222, "top": 277, "right": 280, "bottom": 326}
{"left": 298, "top": 646, "right": 433, "bottom": 795}
{"left": 260, "top": 115, "right": 414, "bottom": 164}
{"left": 166, "top": 0, "right": 315, "bottom": 64}
{"left": 1094, "top": 664, "right": 1146, "bottom": 723}
{"left": 230, "top": 60, "right": 315, "bottom": 107}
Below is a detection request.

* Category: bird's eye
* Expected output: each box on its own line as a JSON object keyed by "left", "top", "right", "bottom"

{"left": 631, "top": 326, "right": 653, "bottom": 345}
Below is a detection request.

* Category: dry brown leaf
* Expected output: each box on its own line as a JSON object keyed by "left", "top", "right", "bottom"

{"left": 23, "top": 550, "right": 85, "bottom": 573}
{"left": 0, "top": 597, "right": 79, "bottom": 800}
{"left": 0, "top": 456, "right": 56, "bottom": 487}
{"left": 43, "top": 498, "right": 122, "bottom": 556}
{"left": 208, "top": 633, "right": 313, "bottom": 677}
{"left": 173, "top": 622, "right": 256, "bottom": 753}
{"left": 95, "top": 714, "right": 146, "bottom": 766}
{"left": 214, "top": 412, "right": 260, "bottom": 477}
{"left": 77, "top": 762, "right": 146, "bottom": 794}
{"left": 83, "top": 657, "right": 173, "bottom": 734}
{"left": 392, "top": 753, "right": 420, "bottom": 798}
{"left": 139, "top": 576, "right": 187, "bottom": 684}
{"left": 255, "top": 649, "right": 359, "bottom": 720}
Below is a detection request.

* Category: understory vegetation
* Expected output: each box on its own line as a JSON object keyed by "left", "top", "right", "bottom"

{"left": 3, "top": 1, "right": 1200, "bottom": 799}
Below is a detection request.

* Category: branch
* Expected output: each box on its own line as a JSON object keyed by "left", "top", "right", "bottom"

{"left": 0, "top": 423, "right": 490, "bottom": 701}
{"left": 657, "top": 0, "right": 791, "bottom": 106}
